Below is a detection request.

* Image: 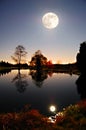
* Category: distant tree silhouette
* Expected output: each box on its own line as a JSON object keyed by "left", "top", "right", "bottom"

{"left": 76, "top": 41, "right": 86, "bottom": 73}
{"left": 0, "top": 61, "right": 12, "bottom": 67}
{"left": 30, "top": 50, "right": 47, "bottom": 69}
{"left": 76, "top": 41, "right": 86, "bottom": 99}
{"left": 11, "top": 45, "right": 27, "bottom": 67}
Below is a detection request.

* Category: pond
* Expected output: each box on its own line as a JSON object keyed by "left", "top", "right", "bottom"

{"left": 0, "top": 69, "right": 81, "bottom": 115}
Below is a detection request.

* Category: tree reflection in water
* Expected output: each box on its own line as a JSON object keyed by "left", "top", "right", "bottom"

{"left": 29, "top": 69, "right": 49, "bottom": 87}
{"left": 12, "top": 69, "right": 28, "bottom": 93}
{"left": 0, "top": 69, "right": 11, "bottom": 76}
{"left": 76, "top": 74, "right": 86, "bottom": 99}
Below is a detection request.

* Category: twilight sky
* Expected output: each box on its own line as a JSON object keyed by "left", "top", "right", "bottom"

{"left": 0, "top": 0, "right": 86, "bottom": 64}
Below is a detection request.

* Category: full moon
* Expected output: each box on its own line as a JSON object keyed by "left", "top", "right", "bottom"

{"left": 42, "top": 12, "right": 59, "bottom": 29}
{"left": 49, "top": 105, "right": 56, "bottom": 112}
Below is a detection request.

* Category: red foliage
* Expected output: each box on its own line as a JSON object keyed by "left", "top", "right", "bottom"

{"left": 47, "top": 60, "right": 54, "bottom": 68}
{"left": 77, "top": 99, "right": 86, "bottom": 109}
{"left": 55, "top": 115, "right": 64, "bottom": 124}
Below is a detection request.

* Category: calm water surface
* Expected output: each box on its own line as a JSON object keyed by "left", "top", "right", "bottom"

{"left": 0, "top": 69, "right": 80, "bottom": 115}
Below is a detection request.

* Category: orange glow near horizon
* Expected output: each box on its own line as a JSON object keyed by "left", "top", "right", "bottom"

{"left": 1, "top": 56, "right": 76, "bottom": 65}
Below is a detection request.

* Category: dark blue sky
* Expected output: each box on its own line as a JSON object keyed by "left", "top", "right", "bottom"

{"left": 0, "top": 0, "right": 86, "bottom": 64}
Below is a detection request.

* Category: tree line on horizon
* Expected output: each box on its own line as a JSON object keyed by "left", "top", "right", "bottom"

{"left": 0, "top": 41, "right": 86, "bottom": 72}
{"left": 0, "top": 45, "right": 53, "bottom": 68}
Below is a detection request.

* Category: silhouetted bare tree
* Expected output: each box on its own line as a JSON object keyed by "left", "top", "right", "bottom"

{"left": 11, "top": 45, "right": 27, "bottom": 66}
{"left": 76, "top": 41, "right": 86, "bottom": 73}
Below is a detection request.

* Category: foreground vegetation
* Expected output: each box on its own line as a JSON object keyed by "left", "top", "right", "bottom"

{"left": 0, "top": 100, "right": 86, "bottom": 130}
